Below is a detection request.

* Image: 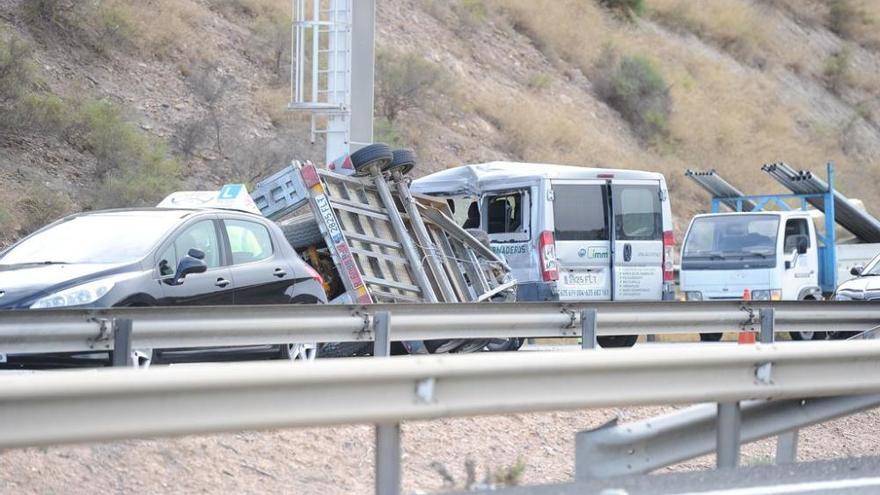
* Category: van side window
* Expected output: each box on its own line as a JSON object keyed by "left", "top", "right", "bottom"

{"left": 552, "top": 184, "right": 608, "bottom": 241}
{"left": 486, "top": 193, "right": 525, "bottom": 234}
{"left": 614, "top": 186, "right": 662, "bottom": 241}
{"left": 784, "top": 218, "right": 810, "bottom": 252}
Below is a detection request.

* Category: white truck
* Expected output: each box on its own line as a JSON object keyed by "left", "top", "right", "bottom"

{"left": 681, "top": 163, "right": 880, "bottom": 341}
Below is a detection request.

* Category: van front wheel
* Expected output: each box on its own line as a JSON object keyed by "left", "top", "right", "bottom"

{"left": 597, "top": 335, "right": 638, "bottom": 348}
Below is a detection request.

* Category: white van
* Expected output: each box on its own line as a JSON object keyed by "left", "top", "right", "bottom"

{"left": 412, "top": 162, "right": 676, "bottom": 304}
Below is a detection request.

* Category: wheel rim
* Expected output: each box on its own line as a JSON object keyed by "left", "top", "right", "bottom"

{"left": 798, "top": 331, "right": 815, "bottom": 341}
{"left": 285, "top": 343, "right": 317, "bottom": 361}
{"left": 132, "top": 349, "right": 152, "bottom": 369}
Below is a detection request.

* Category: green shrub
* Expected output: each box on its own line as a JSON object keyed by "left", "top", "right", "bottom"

{"left": 823, "top": 48, "right": 853, "bottom": 95}
{"left": 18, "top": 183, "right": 72, "bottom": 236}
{"left": 376, "top": 49, "right": 447, "bottom": 122}
{"left": 0, "top": 37, "right": 35, "bottom": 106}
{"left": 828, "top": 0, "right": 869, "bottom": 39}
{"left": 527, "top": 73, "right": 552, "bottom": 91}
{"left": 599, "top": 0, "right": 645, "bottom": 19}
{"left": 374, "top": 117, "right": 404, "bottom": 148}
{"left": 593, "top": 49, "right": 671, "bottom": 142}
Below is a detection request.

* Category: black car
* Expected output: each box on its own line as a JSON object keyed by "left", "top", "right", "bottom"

{"left": 0, "top": 207, "right": 327, "bottom": 367}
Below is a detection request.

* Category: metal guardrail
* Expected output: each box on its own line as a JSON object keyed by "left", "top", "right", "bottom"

{"left": 2, "top": 303, "right": 880, "bottom": 495}
{"left": 2, "top": 340, "right": 880, "bottom": 449}
{"left": 1, "top": 301, "right": 879, "bottom": 354}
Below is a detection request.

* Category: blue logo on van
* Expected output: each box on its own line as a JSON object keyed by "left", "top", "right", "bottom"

{"left": 578, "top": 248, "right": 587, "bottom": 258}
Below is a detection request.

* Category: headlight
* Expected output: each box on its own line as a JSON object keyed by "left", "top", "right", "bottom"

{"left": 30, "top": 279, "right": 115, "bottom": 309}
{"left": 685, "top": 291, "right": 703, "bottom": 301}
{"left": 750, "top": 289, "right": 782, "bottom": 301}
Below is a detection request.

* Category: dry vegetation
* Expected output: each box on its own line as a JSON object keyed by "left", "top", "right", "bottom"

{"left": 2, "top": 0, "right": 880, "bottom": 241}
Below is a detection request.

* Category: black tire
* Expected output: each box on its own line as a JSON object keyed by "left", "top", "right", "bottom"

{"left": 350, "top": 143, "right": 393, "bottom": 177}
{"left": 281, "top": 215, "right": 324, "bottom": 250}
{"left": 486, "top": 338, "right": 523, "bottom": 352}
{"left": 318, "top": 342, "right": 373, "bottom": 358}
{"left": 424, "top": 339, "right": 465, "bottom": 354}
{"left": 700, "top": 332, "right": 724, "bottom": 342}
{"left": 452, "top": 340, "right": 492, "bottom": 353}
{"left": 388, "top": 148, "right": 416, "bottom": 176}
{"left": 790, "top": 330, "right": 826, "bottom": 341}
{"left": 597, "top": 335, "right": 638, "bottom": 348}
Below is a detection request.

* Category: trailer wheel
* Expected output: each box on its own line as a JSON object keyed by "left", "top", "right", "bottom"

{"left": 597, "top": 335, "right": 638, "bottom": 348}
{"left": 700, "top": 332, "right": 724, "bottom": 342}
{"left": 388, "top": 148, "right": 416, "bottom": 176}
{"left": 350, "top": 143, "right": 393, "bottom": 177}
{"left": 280, "top": 215, "right": 324, "bottom": 250}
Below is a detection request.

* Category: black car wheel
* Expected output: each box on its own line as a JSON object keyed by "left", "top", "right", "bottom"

{"left": 700, "top": 333, "right": 724, "bottom": 342}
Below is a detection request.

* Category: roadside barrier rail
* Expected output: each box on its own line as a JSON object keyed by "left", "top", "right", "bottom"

{"left": 0, "top": 300, "right": 878, "bottom": 354}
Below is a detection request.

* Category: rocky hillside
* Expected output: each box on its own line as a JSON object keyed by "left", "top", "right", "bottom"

{"left": 1, "top": 0, "right": 880, "bottom": 242}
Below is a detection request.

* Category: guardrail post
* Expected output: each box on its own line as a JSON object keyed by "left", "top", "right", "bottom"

{"left": 716, "top": 402, "right": 741, "bottom": 468}
{"left": 373, "top": 311, "right": 400, "bottom": 495}
{"left": 581, "top": 309, "right": 597, "bottom": 350}
{"left": 759, "top": 308, "right": 775, "bottom": 344}
{"left": 111, "top": 318, "right": 133, "bottom": 367}
{"left": 761, "top": 307, "right": 799, "bottom": 464}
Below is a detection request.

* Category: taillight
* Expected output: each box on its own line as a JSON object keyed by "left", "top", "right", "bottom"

{"left": 304, "top": 263, "right": 325, "bottom": 286}
{"left": 663, "top": 230, "right": 675, "bottom": 282}
{"left": 539, "top": 230, "right": 559, "bottom": 282}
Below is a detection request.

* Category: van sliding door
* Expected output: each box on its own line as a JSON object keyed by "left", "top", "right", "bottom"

{"left": 552, "top": 181, "right": 612, "bottom": 301}
{"left": 611, "top": 181, "right": 664, "bottom": 301}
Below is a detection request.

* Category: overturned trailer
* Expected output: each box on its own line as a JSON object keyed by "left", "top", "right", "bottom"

{"left": 250, "top": 145, "right": 515, "bottom": 356}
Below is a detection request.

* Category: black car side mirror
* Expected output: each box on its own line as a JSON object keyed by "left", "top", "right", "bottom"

{"left": 165, "top": 253, "right": 207, "bottom": 285}
{"left": 851, "top": 265, "right": 864, "bottom": 277}
{"left": 797, "top": 237, "right": 808, "bottom": 255}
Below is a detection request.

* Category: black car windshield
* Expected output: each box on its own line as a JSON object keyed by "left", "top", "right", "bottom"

{"left": 683, "top": 215, "right": 779, "bottom": 259}
{"left": 0, "top": 212, "right": 184, "bottom": 265}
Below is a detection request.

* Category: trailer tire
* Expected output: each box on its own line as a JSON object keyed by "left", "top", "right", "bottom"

{"left": 351, "top": 143, "right": 393, "bottom": 177}
{"left": 597, "top": 335, "right": 638, "bottom": 348}
{"left": 281, "top": 216, "right": 324, "bottom": 250}
{"left": 388, "top": 148, "right": 416, "bottom": 176}
{"left": 700, "top": 332, "right": 724, "bottom": 342}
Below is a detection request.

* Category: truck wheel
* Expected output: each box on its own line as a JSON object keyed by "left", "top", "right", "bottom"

{"left": 700, "top": 333, "right": 724, "bottom": 342}
{"left": 790, "top": 297, "right": 826, "bottom": 341}
{"left": 350, "top": 143, "right": 393, "bottom": 177}
{"left": 597, "top": 335, "right": 638, "bottom": 348}
{"left": 388, "top": 148, "right": 416, "bottom": 176}
{"left": 280, "top": 215, "right": 324, "bottom": 250}
{"left": 789, "top": 330, "right": 826, "bottom": 341}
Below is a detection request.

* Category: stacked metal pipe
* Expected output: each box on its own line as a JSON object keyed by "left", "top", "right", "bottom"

{"left": 762, "top": 162, "right": 880, "bottom": 243}
{"left": 685, "top": 169, "right": 758, "bottom": 212}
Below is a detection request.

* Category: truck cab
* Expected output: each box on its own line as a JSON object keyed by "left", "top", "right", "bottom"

{"left": 680, "top": 211, "right": 822, "bottom": 303}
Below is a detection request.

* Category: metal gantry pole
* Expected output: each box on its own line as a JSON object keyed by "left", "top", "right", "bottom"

{"left": 373, "top": 312, "right": 401, "bottom": 495}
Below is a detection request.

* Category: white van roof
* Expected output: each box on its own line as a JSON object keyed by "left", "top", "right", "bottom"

{"left": 411, "top": 162, "right": 665, "bottom": 196}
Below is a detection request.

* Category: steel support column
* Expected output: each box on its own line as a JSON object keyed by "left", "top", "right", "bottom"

{"left": 373, "top": 312, "right": 401, "bottom": 495}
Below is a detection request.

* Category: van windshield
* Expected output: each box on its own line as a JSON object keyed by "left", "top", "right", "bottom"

{"left": 683, "top": 215, "right": 779, "bottom": 263}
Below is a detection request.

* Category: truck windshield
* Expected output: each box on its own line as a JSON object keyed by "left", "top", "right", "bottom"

{"left": 0, "top": 212, "right": 182, "bottom": 265}
{"left": 683, "top": 215, "right": 779, "bottom": 260}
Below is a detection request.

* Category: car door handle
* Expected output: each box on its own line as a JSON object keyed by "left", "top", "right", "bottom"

{"left": 215, "top": 278, "right": 231, "bottom": 288}
{"left": 273, "top": 268, "right": 287, "bottom": 278}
